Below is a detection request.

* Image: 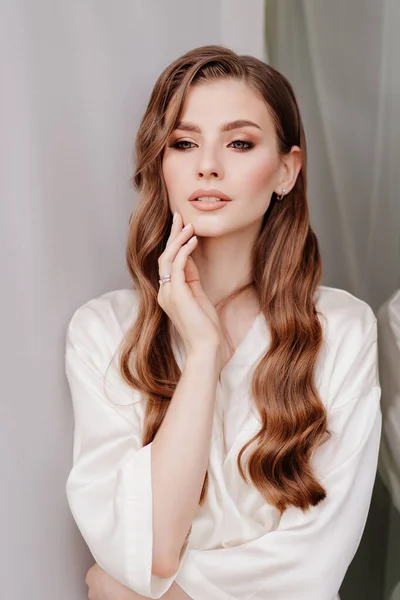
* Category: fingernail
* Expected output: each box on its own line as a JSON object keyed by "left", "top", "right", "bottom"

{"left": 173, "top": 212, "right": 178, "bottom": 223}
{"left": 183, "top": 223, "right": 192, "bottom": 231}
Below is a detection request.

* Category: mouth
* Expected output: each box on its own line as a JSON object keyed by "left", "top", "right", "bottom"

{"left": 189, "top": 197, "right": 228, "bottom": 204}
{"left": 188, "top": 198, "right": 231, "bottom": 211}
{"left": 188, "top": 188, "right": 232, "bottom": 202}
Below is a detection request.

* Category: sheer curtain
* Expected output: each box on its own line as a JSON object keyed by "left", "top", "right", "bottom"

{"left": 0, "top": 1, "right": 265, "bottom": 599}
{"left": 266, "top": 0, "right": 400, "bottom": 314}
{"left": 265, "top": 2, "right": 400, "bottom": 599}
{"left": 378, "top": 291, "right": 400, "bottom": 600}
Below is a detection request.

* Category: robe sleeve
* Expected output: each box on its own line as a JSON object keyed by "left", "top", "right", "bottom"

{"left": 64, "top": 301, "right": 189, "bottom": 599}
{"left": 178, "top": 309, "right": 382, "bottom": 600}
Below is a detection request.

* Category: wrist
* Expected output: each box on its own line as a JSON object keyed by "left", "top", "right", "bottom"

{"left": 185, "top": 346, "right": 220, "bottom": 369}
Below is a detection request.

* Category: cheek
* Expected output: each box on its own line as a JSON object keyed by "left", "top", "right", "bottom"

{"left": 244, "top": 154, "right": 279, "bottom": 196}
{"left": 162, "top": 153, "right": 182, "bottom": 196}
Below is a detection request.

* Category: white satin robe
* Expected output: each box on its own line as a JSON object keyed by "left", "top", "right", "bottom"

{"left": 65, "top": 285, "right": 381, "bottom": 600}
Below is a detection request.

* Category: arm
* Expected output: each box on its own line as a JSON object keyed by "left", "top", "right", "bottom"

{"left": 152, "top": 350, "right": 220, "bottom": 576}
{"left": 65, "top": 301, "right": 218, "bottom": 599}
{"left": 85, "top": 563, "right": 193, "bottom": 600}
{"left": 175, "top": 309, "right": 382, "bottom": 600}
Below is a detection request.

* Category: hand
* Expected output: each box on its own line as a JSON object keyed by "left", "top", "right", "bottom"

{"left": 158, "top": 213, "right": 223, "bottom": 360}
{"left": 86, "top": 563, "right": 141, "bottom": 599}
{"left": 85, "top": 562, "right": 193, "bottom": 599}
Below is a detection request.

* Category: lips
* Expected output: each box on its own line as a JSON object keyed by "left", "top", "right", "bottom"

{"left": 188, "top": 188, "right": 232, "bottom": 202}
{"left": 189, "top": 201, "right": 230, "bottom": 211}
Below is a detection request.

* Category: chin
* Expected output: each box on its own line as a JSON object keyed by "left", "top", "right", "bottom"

{"left": 191, "top": 220, "right": 232, "bottom": 238}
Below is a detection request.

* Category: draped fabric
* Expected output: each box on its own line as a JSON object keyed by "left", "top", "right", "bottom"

{"left": 265, "top": 0, "right": 400, "bottom": 313}
{"left": 265, "top": 3, "right": 400, "bottom": 598}
{"left": 65, "top": 286, "right": 380, "bottom": 599}
{"left": 0, "top": 2, "right": 266, "bottom": 598}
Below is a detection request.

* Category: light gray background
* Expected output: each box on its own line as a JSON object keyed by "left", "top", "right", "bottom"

{"left": 0, "top": 1, "right": 265, "bottom": 599}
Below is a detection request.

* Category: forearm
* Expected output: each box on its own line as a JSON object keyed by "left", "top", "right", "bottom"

{"left": 86, "top": 563, "right": 193, "bottom": 600}
{"left": 121, "top": 580, "right": 192, "bottom": 600}
{"left": 151, "top": 348, "right": 219, "bottom": 575}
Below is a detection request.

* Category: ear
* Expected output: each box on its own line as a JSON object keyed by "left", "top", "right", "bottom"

{"left": 274, "top": 146, "right": 302, "bottom": 199}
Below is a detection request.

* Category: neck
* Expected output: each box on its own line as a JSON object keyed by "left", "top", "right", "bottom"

{"left": 190, "top": 224, "right": 260, "bottom": 309}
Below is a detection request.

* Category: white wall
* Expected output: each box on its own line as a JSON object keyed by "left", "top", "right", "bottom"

{"left": 0, "top": 1, "right": 265, "bottom": 598}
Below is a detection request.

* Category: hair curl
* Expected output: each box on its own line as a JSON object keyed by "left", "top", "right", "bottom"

{"left": 117, "top": 45, "right": 330, "bottom": 513}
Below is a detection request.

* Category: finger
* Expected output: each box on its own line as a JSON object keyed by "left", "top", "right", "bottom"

{"left": 184, "top": 254, "right": 201, "bottom": 285}
{"left": 159, "top": 236, "right": 197, "bottom": 305}
{"left": 159, "top": 223, "right": 194, "bottom": 276}
{"left": 170, "top": 235, "right": 198, "bottom": 286}
{"left": 165, "top": 212, "right": 183, "bottom": 248}
{"left": 183, "top": 255, "right": 205, "bottom": 300}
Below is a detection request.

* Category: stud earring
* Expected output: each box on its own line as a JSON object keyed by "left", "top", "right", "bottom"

{"left": 277, "top": 188, "right": 286, "bottom": 201}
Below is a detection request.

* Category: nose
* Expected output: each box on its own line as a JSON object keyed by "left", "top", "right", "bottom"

{"left": 196, "top": 147, "right": 224, "bottom": 180}
{"left": 198, "top": 169, "right": 219, "bottom": 179}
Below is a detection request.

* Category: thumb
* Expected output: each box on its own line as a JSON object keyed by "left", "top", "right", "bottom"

{"left": 184, "top": 255, "right": 206, "bottom": 298}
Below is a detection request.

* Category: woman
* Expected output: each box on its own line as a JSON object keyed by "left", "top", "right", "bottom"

{"left": 65, "top": 45, "right": 382, "bottom": 600}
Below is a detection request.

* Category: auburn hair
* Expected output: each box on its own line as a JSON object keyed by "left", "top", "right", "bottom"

{"left": 117, "top": 45, "right": 330, "bottom": 513}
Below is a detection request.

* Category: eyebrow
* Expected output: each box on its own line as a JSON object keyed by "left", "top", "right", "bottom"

{"left": 174, "top": 119, "right": 262, "bottom": 133}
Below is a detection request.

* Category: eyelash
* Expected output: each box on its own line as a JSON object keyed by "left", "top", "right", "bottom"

{"left": 169, "top": 139, "right": 255, "bottom": 152}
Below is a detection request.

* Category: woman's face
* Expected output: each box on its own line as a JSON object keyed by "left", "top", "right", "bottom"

{"left": 162, "top": 78, "right": 286, "bottom": 238}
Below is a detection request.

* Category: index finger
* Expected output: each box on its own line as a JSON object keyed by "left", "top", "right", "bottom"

{"left": 166, "top": 212, "right": 182, "bottom": 247}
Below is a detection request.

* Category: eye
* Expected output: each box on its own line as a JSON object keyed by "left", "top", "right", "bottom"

{"left": 168, "top": 139, "right": 255, "bottom": 152}
{"left": 229, "top": 140, "right": 254, "bottom": 151}
{"left": 169, "top": 140, "right": 196, "bottom": 151}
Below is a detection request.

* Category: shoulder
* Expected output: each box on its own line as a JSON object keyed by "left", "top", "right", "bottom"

{"left": 315, "top": 285, "right": 376, "bottom": 341}
{"left": 314, "top": 286, "right": 379, "bottom": 410}
{"left": 66, "top": 287, "right": 139, "bottom": 368}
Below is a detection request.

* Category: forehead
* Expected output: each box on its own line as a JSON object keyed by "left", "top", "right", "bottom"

{"left": 170, "top": 79, "right": 275, "bottom": 133}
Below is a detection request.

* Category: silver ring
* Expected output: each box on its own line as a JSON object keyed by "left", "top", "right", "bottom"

{"left": 159, "top": 274, "right": 171, "bottom": 285}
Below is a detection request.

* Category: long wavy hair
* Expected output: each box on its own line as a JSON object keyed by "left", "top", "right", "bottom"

{"left": 117, "top": 45, "right": 331, "bottom": 514}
